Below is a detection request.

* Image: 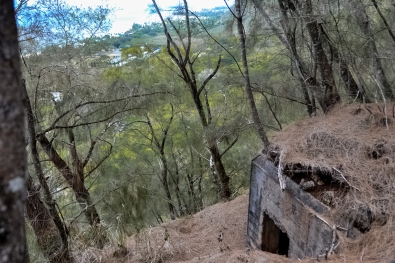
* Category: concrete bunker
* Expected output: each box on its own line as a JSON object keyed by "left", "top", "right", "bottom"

{"left": 247, "top": 155, "right": 337, "bottom": 259}
{"left": 247, "top": 104, "right": 395, "bottom": 261}
{"left": 247, "top": 155, "right": 375, "bottom": 259}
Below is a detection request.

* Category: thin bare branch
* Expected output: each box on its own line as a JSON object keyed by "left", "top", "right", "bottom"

{"left": 190, "top": 11, "right": 244, "bottom": 77}
{"left": 85, "top": 140, "right": 113, "bottom": 178}
{"left": 198, "top": 56, "right": 221, "bottom": 95}
{"left": 220, "top": 136, "right": 238, "bottom": 158}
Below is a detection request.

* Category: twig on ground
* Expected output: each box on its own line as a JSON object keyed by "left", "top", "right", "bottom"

{"left": 360, "top": 248, "right": 365, "bottom": 261}
{"left": 328, "top": 225, "right": 337, "bottom": 255}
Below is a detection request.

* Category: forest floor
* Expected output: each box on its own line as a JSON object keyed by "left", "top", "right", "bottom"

{"left": 96, "top": 193, "right": 363, "bottom": 263}
{"left": 94, "top": 194, "right": 367, "bottom": 263}
{"left": 98, "top": 193, "right": 291, "bottom": 263}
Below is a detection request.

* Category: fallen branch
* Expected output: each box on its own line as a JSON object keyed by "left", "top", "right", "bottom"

{"left": 315, "top": 214, "right": 332, "bottom": 228}
{"left": 360, "top": 248, "right": 365, "bottom": 261}
{"left": 336, "top": 226, "right": 348, "bottom": 231}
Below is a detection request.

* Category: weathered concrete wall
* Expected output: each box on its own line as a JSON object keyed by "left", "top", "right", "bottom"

{"left": 247, "top": 155, "right": 334, "bottom": 259}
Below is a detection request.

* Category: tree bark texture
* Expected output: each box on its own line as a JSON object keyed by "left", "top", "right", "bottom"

{"left": 191, "top": 90, "right": 231, "bottom": 199}
{"left": 26, "top": 176, "right": 72, "bottom": 263}
{"left": 37, "top": 134, "right": 107, "bottom": 248}
{"left": 0, "top": 0, "right": 29, "bottom": 261}
{"left": 208, "top": 143, "right": 231, "bottom": 198}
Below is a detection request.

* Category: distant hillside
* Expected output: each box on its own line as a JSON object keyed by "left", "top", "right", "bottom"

{"left": 87, "top": 6, "right": 230, "bottom": 50}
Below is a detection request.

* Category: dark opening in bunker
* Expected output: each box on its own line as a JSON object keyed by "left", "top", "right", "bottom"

{"left": 282, "top": 163, "right": 347, "bottom": 204}
{"left": 261, "top": 213, "right": 289, "bottom": 256}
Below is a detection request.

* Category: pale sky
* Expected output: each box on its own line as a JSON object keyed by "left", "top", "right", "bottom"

{"left": 65, "top": 0, "right": 233, "bottom": 34}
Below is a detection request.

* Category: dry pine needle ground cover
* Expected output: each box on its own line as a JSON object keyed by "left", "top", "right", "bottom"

{"left": 271, "top": 103, "right": 395, "bottom": 263}
{"left": 93, "top": 194, "right": 290, "bottom": 263}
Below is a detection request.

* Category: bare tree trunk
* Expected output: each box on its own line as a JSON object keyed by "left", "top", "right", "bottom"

{"left": 146, "top": 113, "right": 178, "bottom": 219}
{"left": 0, "top": 0, "right": 29, "bottom": 261}
{"left": 252, "top": 0, "right": 316, "bottom": 115}
{"left": 185, "top": 173, "right": 195, "bottom": 213}
{"left": 171, "top": 169, "right": 187, "bottom": 216}
{"left": 161, "top": 156, "right": 177, "bottom": 219}
{"left": 304, "top": 0, "right": 340, "bottom": 112}
{"left": 370, "top": 0, "right": 395, "bottom": 45}
{"left": 352, "top": 0, "right": 394, "bottom": 100}
{"left": 26, "top": 175, "right": 72, "bottom": 263}
{"left": 37, "top": 134, "right": 101, "bottom": 227}
{"left": 24, "top": 87, "right": 71, "bottom": 262}
{"left": 152, "top": 0, "right": 232, "bottom": 199}
{"left": 235, "top": 0, "right": 271, "bottom": 150}
{"left": 264, "top": 0, "right": 340, "bottom": 112}
{"left": 197, "top": 157, "right": 204, "bottom": 210}
{"left": 208, "top": 143, "right": 232, "bottom": 198}
{"left": 48, "top": 99, "right": 106, "bottom": 235}
{"left": 37, "top": 133, "right": 107, "bottom": 248}
{"left": 190, "top": 91, "right": 231, "bottom": 199}
{"left": 318, "top": 24, "right": 369, "bottom": 102}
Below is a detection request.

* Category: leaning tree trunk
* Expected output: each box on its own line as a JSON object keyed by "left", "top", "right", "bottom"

{"left": 352, "top": 1, "right": 395, "bottom": 100}
{"left": 37, "top": 134, "right": 107, "bottom": 248}
{"left": 24, "top": 88, "right": 71, "bottom": 262}
{"left": 235, "top": 0, "right": 271, "bottom": 150}
{"left": 191, "top": 90, "right": 232, "bottom": 199}
{"left": 208, "top": 143, "right": 232, "bottom": 198}
{"left": 0, "top": 0, "right": 29, "bottom": 261}
{"left": 36, "top": 134, "right": 101, "bottom": 227}
{"left": 49, "top": 98, "right": 107, "bottom": 243}
{"left": 370, "top": 0, "right": 395, "bottom": 49}
{"left": 26, "top": 175, "right": 72, "bottom": 263}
